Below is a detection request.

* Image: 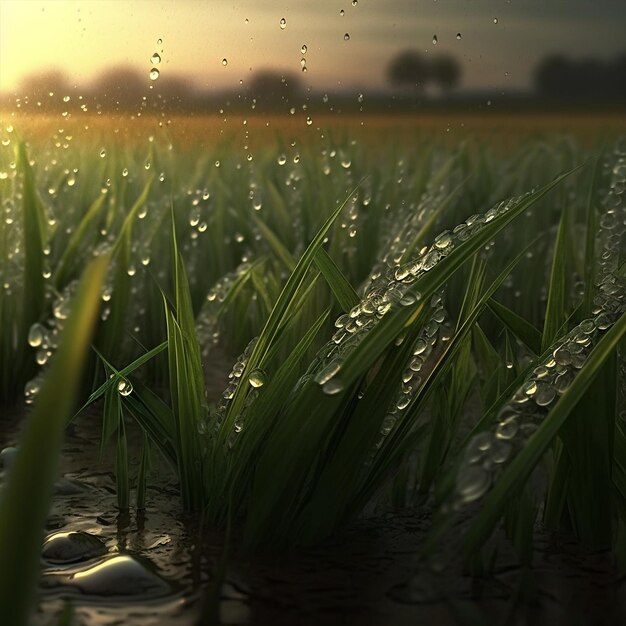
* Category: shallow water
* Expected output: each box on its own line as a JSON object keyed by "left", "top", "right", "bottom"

{"left": 2, "top": 410, "right": 626, "bottom": 625}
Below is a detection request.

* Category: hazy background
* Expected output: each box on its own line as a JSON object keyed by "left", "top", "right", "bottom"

{"left": 1, "top": 0, "right": 625, "bottom": 110}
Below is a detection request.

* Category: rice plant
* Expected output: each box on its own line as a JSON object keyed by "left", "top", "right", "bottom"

{"left": 1, "top": 118, "right": 625, "bottom": 622}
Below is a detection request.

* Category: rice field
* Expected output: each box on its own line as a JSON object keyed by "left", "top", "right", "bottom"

{"left": 1, "top": 111, "right": 626, "bottom": 625}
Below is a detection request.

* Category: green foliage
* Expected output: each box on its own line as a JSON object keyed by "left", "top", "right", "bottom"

{"left": 2, "top": 126, "right": 626, "bottom": 588}
{"left": 0, "top": 254, "right": 108, "bottom": 626}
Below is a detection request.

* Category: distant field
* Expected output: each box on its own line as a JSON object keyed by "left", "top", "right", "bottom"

{"left": 2, "top": 111, "right": 624, "bottom": 152}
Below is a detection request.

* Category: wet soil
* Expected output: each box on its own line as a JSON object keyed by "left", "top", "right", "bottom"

{"left": 2, "top": 410, "right": 626, "bottom": 626}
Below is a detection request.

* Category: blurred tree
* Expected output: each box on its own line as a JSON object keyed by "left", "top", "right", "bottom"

{"left": 248, "top": 70, "right": 302, "bottom": 108}
{"left": 431, "top": 55, "right": 462, "bottom": 93}
{"left": 152, "top": 74, "right": 199, "bottom": 109}
{"left": 91, "top": 65, "right": 146, "bottom": 109}
{"left": 387, "top": 50, "right": 430, "bottom": 90}
{"left": 20, "top": 69, "right": 71, "bottom": 99}
{"left": 534, "top": 55, "right": 575, "bottom": 98}
{"left": 534, "top": 53, "right": 626, "bottom": 101}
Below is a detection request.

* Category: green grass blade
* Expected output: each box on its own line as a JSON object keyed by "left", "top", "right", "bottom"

{"left": 541, "top": 202, "right": 570, "bottom": 350}
{"left": 116, "top": 405, "right": 130, "bottom": 511}
{"left": 17, "top": 142, "right": 46, "bottom": 338}
{"left": 487, "top": 298, "right": 542, "bottom": 355}
{"left": 0, "top": 254, "right": 108, "bottom": 626}
{"left": 54, "top": 191, "right": 107, "bottom": 288}
{"left": 218, "top": 183, "right": 363, "bottom": 443}
{"left": 313, "top": 248, "right": 360, "bottom": 312}
{"left": 251, "top": 213, "right": 296, "bottom": 272}
{"left": 121, "top": 380, "right": 177, "bottom": 465}
{"left": 75, "top": 341, "right": 167, "bottom": 418}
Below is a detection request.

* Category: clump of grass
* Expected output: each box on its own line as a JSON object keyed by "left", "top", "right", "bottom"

{"left": 2, "top": 122, "right": 626, "bottom": 577}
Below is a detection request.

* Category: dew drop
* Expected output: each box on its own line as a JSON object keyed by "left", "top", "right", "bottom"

{"left": 322, "top": 378, "right": 344, "bottom": 395}
{"left": 28, "top": 323, "right": 44, "bottom": 348}
{"left": 490, "top": 440, "right": 512, "bottom": 464}
{"left": 456, "top": 465, "right": 490, "bottom": 503}
{"left": 495, "top": 417, "right": 518, "bottom": 440}
{"left": 117, "top": 378, "right": 133, "bottom": 397}
{"left": 99, "top": 148, "right": 106, "bottom": 158}
{"left": 493, "top": 17, "right": 498, "bottom": 24}
{"left": 344, "top": 33, "right": 350, "bottom": 41}
{"left": 149, "top": 68, "right": 160, "bottom": 80}
{"left": 456, "top": 32, "right": 462, "bottom": 40}
{"left": 315, "top": 360, "right": 342, "bottom": 385}
{"left": 534, "top": 383, "right": 555, "bottom": 407}
{"left": 36, "top": 349, "right": 50, "bottom": 366}
{"left": 280, "top": 17, "right": 286, "bottom": 29}
{"left": 222, "top": 58, "right": 228, "bottom": 66}
{"left": 301, "top": 44, "right": 307, "bottom": 54}
{"left": 397, "top": 395, "right": 411, "bottom": 410}
{"left": 248, "top": 368, "right": 267, "bottom": 388}
{"left": 150, "top": 53, "right": 161, "bottom": 65}
{"left": 432, "top": 35, "right": 438, "bottom": 45}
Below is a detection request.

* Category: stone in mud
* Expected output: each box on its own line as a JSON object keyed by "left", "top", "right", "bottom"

{"left": 67, "top": 554, "right": 173, "bottom": 599}
{"left": 42, "top": 531, "right": 107, "bottom": 564}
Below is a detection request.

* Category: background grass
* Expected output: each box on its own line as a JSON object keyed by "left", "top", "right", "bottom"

{"left": 0, "top": 117, "right": 625, "bottom": 589}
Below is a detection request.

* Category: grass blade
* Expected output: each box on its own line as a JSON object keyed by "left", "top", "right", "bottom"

{"left": 313, "top": 248, "right": 360, "bottom": 312}
{"left": 0, "top": 254, "right": 108, "bottom": 626}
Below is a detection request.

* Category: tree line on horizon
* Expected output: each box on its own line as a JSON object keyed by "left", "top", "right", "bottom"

{"left": 4, "top": 50, "right": 625, "bottom": 113}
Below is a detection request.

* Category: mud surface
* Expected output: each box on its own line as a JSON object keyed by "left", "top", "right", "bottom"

{"left": 2, "top": 410, "right": 626, "bottom": 626}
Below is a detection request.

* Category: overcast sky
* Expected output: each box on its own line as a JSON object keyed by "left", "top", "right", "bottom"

{"left": 1, "top": 0, "right": 625, "bottom": 94}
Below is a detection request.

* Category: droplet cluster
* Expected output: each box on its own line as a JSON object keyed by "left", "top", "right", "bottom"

{"left": 196, "top": 261, "right": 253, "bottom": 356}
{"left": 208, "top": 336, "right": 259, "bottom": 439}
{"left": 447, "top": 140, "right": 626, "bottom": 511}
{"left": 303, "top": 186, "right": 529, "bottom": 474}
{"left": 25, "top": 279, "right": 81, "bottom": 403}
{"left": 448, "top": 272, "right": 626, "bottom": 511}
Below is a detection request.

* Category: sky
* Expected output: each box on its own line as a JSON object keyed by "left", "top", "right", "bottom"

{"left": 1, "top": 0, "right": 625, "bottom": 94}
